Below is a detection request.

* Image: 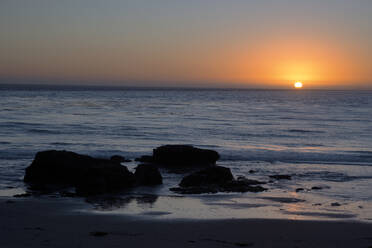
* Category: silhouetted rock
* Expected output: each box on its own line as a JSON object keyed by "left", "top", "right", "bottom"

{"left": 24, "top": 150, "right": 135, "bottom": 195}
{"left": 331, "top": 202, "right": 341, "bottom": 207}
{"left": 311, "top": 186, "right": 323, "bottom": 190}
{"left": 296, "top": 188, "right": 305, "bottom": 192}
{"left": 136, "top": 145, "right": 219, "bottom": 168}
{"left": 180, "top": 166, "right": 233, "bottom": 187}
{"left": 170, "top": 186, "right": 219, "bottom": 194}
{"left": 153, "top": 145, "right": 219, "bottom": 166}
{"left": 135, "top": 164, "right": 162, "bottom": 185}
{"left": 269, "top": 174, "right": 291, "bottom": 180}
{"left": 90, "top": 231, "right": 109, "bottom": 237}
{"left": 170, "top": 166, "right": 267, "bottom": 194}
{"left": 110, "top": 155, "right": 131, "bottom": 163}
{"left": 135, "top": 155, "right": 154, "bottom": 163}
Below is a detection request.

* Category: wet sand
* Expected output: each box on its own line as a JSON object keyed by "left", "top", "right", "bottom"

{"left": 1, "top": 197, "right": 371, "bottom": 248}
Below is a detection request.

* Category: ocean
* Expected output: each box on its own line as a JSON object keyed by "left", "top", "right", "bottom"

{"left": 0, "top": 85, "right": 371, "bottom": 221}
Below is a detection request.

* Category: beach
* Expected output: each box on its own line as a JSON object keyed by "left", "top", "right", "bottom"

{"left": 1, "top": 197, "right": 371, "bottom": 248}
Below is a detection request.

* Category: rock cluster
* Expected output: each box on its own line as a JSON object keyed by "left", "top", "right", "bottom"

{"left": 24, "top": 150, "right": 161, "bottom": 196}
{"left": 170, "top": 166, "right": 267, "bottom": 194}
{"left": 23, "top": 145, "right": 268, "bottom": 196}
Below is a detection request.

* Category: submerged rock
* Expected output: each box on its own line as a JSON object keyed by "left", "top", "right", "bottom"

{"left": 135, "top": 155, "right": 154, "bottom": 163}
{"left": 331, "top": 202, "right": 341, "bottom": 207}
{"left": 24, "top": 150, "right": 135, "bottom": 195}
{"left": 170, "top": 166, "right": 267, "bottom": 194}
{"left": 136, "top": 145, "right": 220, "bottom": 167}
{"left": 222, "top": 177, "right": 266, "bottom": 193}
{"left": 269, "top": 175, "right": 292, "bottom": 180}
{"left": 296, "top": 188, "right": 305, "bottom": 192}
{"left": 170, "top": 186, "right": 219, "bottom": 194}
{"left": 110, "top": 155, "right": 131, "bottom": 163}
{"left": 134, "top": 164, "right": 162, "bottom": 185}
{"left": 311, "top": 186, "right": 323, "bottom": 190}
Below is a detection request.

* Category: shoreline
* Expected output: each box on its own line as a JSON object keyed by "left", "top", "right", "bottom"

{"left": 1, "top": 197, "right": 371, "bottom": 248}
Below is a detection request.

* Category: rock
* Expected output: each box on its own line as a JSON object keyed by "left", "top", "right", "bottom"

{"left": 170, "top": 186, "right": 218, "bottom": 194}
{"left": 170, "top": 166, "right": 267, "bottom": 194}
{"left": 296, "top": 188, "right": 305, "bottom": 192}
{"left": 135, "top": 164, "right": 162, "bottom": 185}
{"left": 331, "top": 202, "right": 341, "bottom": 207}
{"left": 269, "top": 175, "right": 291, "bottom": 180}
{"left": 151, "top": 145, "right": 219, "bottom": 167}
{"left": 135, "top": 155, "right": 154, "bottom": 163}
{"left": 24, "top": 150, "right": 135, "bottom": 195}
{"left": 110, "top": 155, "right": 130, "bottom": 163}
{"left": 90, "top": 231, "right": 109, "bottom": 237}
{"left": 222, "top": 180, "right": 266, "bottom": 193}
{"left": 248, "top": 170, "right": 257, "bottom": 174}
{"left": 179, "top": 166, "right": 233, "bottom": 187}
{"left": 311, "top": 186, "right": 323, "bottom": 190}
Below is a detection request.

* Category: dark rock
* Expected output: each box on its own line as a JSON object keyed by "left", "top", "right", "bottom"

{"left": 180, "top": 166, "right": 233, "bottom": 187}
{"left": 171, "top": 166, "right": 267, "bottom": 194}
{"left": 222, "top": 180, "right": 266, "bottom": 193}
{"left": 331, "top": 202, "right": 341, "bottom": 207}
{"left": 269, "top": 175, "right": 291, "bottom": 180}
{"left": 90, "top": 231, "right": 109, "bottom": 237}
{"left": 135, "top": 155, "right": 154, "bottom": 163}
{"left": 248, "top": 170, "right": 257, "bottom": 174}
{"left": 311, "top": 186, "right": 323, "bottom": 190}
{"left": 153, "top": 145, "right": 219, "bottom": 167}
{"left": 135, "top": 164, "right": 162, "bottom": 185}
{"left": 24, "top": 150, "right": 135, "bottom": 195}
{"left": 296, "top": 188, "right": 305, "bottom": 192}
{"left": 110, "top": 155, "right": 130, "bottom": 163}
{"left": 135, "top": 195, "right": 158, "bottom": 205}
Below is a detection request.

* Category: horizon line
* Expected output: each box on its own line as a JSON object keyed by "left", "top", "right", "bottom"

{"left": 1, "top": 83, "right": 372, "bottom": 91}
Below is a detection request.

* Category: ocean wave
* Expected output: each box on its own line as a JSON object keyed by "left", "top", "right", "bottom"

{"left": 219, "top": 148, "right": 372, "bottom": 165}
{"left": 287, "top": 129, "right": 325, "bottom": 134}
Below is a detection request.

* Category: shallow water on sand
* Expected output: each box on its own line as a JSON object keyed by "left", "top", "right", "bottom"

{"left": 0, "top": 86, "right": 371, "bottom": 221}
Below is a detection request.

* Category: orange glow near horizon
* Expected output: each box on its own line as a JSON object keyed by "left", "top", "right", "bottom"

{"left": 1, "top": 30, "right": 371, "bottom": 89}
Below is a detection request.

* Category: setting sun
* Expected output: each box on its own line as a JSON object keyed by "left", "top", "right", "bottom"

{"left": 294, "top": 81, "right": 303, "bottom": 89}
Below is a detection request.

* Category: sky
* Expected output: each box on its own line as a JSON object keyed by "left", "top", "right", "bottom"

{"left": 1, "top": 0, "right": 372, "bottom": 89}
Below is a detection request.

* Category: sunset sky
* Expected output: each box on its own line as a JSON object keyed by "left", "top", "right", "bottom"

{"left": 1, "top": 0, "right": 372, "bottom": 89}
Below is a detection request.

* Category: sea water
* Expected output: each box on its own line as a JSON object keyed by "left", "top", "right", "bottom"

{"left": 0, "top": 85, "right": 371, "bottom": 221}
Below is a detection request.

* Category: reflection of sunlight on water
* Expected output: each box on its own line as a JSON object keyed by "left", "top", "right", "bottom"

{"left": 77, "top": 190, "right": 371, "bottom": 222}
{"left": 284, "top": 192, "right": 306, "bottom": 220}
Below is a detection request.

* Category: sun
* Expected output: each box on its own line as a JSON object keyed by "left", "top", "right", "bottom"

{"left": 294, "top": 81, "right": 303, "bottom": 89}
